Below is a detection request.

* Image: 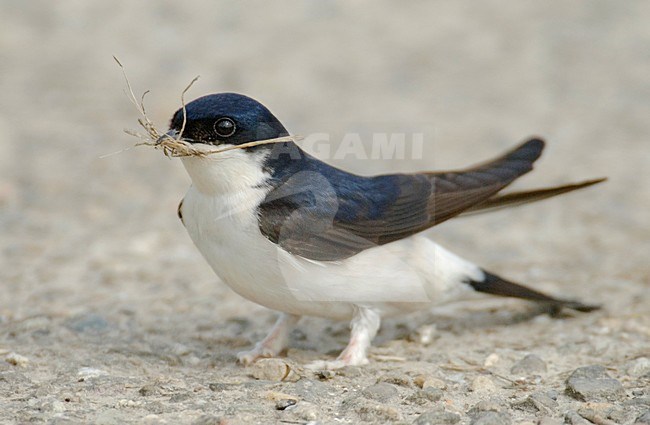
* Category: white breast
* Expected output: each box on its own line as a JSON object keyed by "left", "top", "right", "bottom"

{"left": 179, "top": 147, "right": 483, "bottom": 320}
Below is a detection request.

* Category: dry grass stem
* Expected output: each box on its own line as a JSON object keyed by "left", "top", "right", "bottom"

{"left": 115, "top": 57, "right": 302, "bottom": 158}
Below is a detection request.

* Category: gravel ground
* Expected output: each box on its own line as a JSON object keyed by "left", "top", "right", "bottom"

{"left": 1, "top": 1, "right": 649, "bottom": 424}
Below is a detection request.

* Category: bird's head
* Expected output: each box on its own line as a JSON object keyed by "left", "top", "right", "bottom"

{"left": 164, "top": 93, "right": 301, "bottom": 196}
{"left": 167, "top": 92, "right": 289, "bottom": 147}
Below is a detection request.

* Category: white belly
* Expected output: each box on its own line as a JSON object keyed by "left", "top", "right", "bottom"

{"left": 181, "top": 185, "right": 481, "bottom": 320}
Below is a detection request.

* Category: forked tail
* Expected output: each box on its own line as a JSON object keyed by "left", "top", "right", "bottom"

{"left": 465, "top": 270, "right": 600, "bottom": 312}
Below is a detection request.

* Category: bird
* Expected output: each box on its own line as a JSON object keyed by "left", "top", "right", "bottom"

{"left": 156, "top": 92, "right": 604, "bottom": 369}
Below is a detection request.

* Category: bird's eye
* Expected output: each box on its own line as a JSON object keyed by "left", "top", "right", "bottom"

{"left": 214, "top": 117, "right": 236, "bottom": 138}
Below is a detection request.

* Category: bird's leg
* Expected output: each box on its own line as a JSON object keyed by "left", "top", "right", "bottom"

{"left": 237, "top": 313, "right": 300, "bottom": 365}
{"left": 306, "top": 306, "right": 381, "bottom": 370}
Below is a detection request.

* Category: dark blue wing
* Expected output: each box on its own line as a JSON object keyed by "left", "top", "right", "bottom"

{"left": 258, "top": 138, "right": 544, "bottom": 261}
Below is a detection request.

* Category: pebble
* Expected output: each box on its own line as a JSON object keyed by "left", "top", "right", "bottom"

{"left": 577, "top": 405, "right": 619, "bottom": 425}
{"left": 377, "top": 372, "right": 412, "bottom": 387}
{"left": 362, "top": 382, "right": 399, "bottom": 402}
{"left": 316, "top": 370, "right": 335, "bottom": 380}
{"left": 275, "top": 398, "right": 297, "bottom": 410}
{"left": 468, "top": 399, "right": 505, "bottom": 416}
{"left": 512, "top": 392, "right": 558, "bottom": 415}
{"left": 292, "top": 379, "right": 330, "bottom": 401}
{"left": 626, "top": 357, "right": 650, "bottom": 378}
{"left": 484, "top": 353, "right": 500, "bottom": 368}
{"left": 5, "top": 352, "right": 29, "bottom": 367}
{"left": 78, "top": 367, "right": 109, "bottom": 380}
{"left": 414, "top": 375, "right": 447, "bottom": 390}
{"left": 169, "top": 392, "right": 192, "bottom": 403}
{"left": 356, "top": 403, "right": 401, "bottom": 422}
{"left": 286, "top": 401, "right": 319, "bottom": 420}
{"left": 138, "top": 384, "right": 159, "bottom": 397}
{"left": 413, "top": 409, "right": 461, "bottom": 424}
{"left": 248, "top": 358, "right": 300, "bottom": 382}
{"left": 565, "top": 410, "right": 592, "bottom": 425}
{"left": 116, "top": 399, "right": 144, "bottom": 408}
{"left": 469, "top": 411, "right": 511, "bottom": 425}
{"left": 406, "top": 387, "right": 444, "bottom": 405}
{"left": 471, "top": 375, "right": 497, "bottom": 393}
{"left": 565, "top": 365, "right": 625, "bottom": 401}
{"left": 342, "top": 396, "right": 402, "bottom": 422}
{"left": 510, "top": 354, "right": 547, "bottom": 376}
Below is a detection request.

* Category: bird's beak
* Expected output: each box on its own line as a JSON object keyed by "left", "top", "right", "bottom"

{"left": 156, "top": 129, "right": 179, "bottom": 145}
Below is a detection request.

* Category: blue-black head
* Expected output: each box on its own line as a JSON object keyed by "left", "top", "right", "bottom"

{"left": 169, "top": 93, "right": 289, "bottom": 146}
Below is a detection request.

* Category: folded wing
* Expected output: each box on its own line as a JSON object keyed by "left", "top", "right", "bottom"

{"left": 259, "top": 138, "right": 546, "bottom": 261}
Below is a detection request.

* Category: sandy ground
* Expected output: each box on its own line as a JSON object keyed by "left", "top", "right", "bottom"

{"left": 1, "top": 1, "right": 649, "bottom": 424}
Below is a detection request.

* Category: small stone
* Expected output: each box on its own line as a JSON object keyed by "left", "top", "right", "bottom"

{"left": 286, "top": 401, "right": 319, "bottom": 421}
{"left": 414, "top": 375, "right": 447, "bottom": 390}
{"left": 565, "top": 410, "right": 592, "bottom": 425}
{"left": 292, "top": 379, "right": 329, "bottom": 401}
{"left": 169, "top": 392, "right": 191, "bottom": 402}
{"left": 342, "top": 395, "right": 402, "bottom": 422}
{"left": 626, "top": 357, "right": 650, "bottom": 378}
{"left": 5, "top": 352, "right": 29, "bottom": 367}
{"left": 336, "top": 365, "right": 364, "bottom": 378}
{"left": 138, "top": 384, "right": 158, "bottom": 396}
{"left": 413, "top": 409, "right": 461, "bottom": 424}
{"left": 514, "top": 392, "right": 558, "bottom": 415}
{"left": 406, "top": 387, "right": 444, "bottom": 405}
{"left": 377, "top": 372, "right": 412, "bottom": 387}
{"left": 636, "top": 410, "right": 650, "bottom": 424}
{"left": 357, "top": 403, "right": 401, "bottom": 422}
{"left": 566, "top": 365, "right": 625, "bottom": 401}
{"left": 577, "top": 404, "right": 618, "bottom": 425}
{"left": 469, "top": 411, "right": 511, "bottom": 425}
{"left": 511, "top": 354, "right": 547, "bottom": 376}
{"left": 468, "top": 399, "right": 504, "bottom": 415}
{"left": 484, "top": 353, "right": 500, "bottom": 368}
{"left": 77, "top": 367, "right": 108, "bottom": 380}
{"left": 471, "top": 375, "right": 497, "bottom": 393}
{"left": 316, "top": 370, "right": 335, "bottom": 380}
{"left": 116, "top": 399, "right": 144, "bottom": 408}
{"left": 248, "top": 358, "right": 300, "bottom": 382}
{"left": 275, "top": 399, "right": 297, "bottom": 410}
{"left": 362, "top": 382, "right": 399, "bottom": 402}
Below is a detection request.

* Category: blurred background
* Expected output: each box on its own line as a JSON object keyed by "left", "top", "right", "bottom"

{"left": 0, "top": 1, "right": 648, "bottom": 421}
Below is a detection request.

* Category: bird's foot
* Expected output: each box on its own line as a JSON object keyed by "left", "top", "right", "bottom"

{"left": 236, "top": 313, "right": 300, "bottom": 366}
{"left": 237, "top": 344, "right": 279, "bottom": 365}
{"left": 305, "top": 314, "right": 374, "bottom": 370}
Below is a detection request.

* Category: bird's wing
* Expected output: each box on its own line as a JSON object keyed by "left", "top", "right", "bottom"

{"left": 258, "top": 138, "right": 545, "bottom": 261}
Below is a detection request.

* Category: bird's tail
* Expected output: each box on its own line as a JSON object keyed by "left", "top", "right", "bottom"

{"left": 465, "top": 270, "right": 600, "bottom": 312}
{"left": 460, "top": 178, "right": 606, "bottom": 216}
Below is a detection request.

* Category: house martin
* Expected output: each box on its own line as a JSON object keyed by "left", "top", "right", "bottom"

{"left": 157, "top": 93, "right": 603, "bottom": 369}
